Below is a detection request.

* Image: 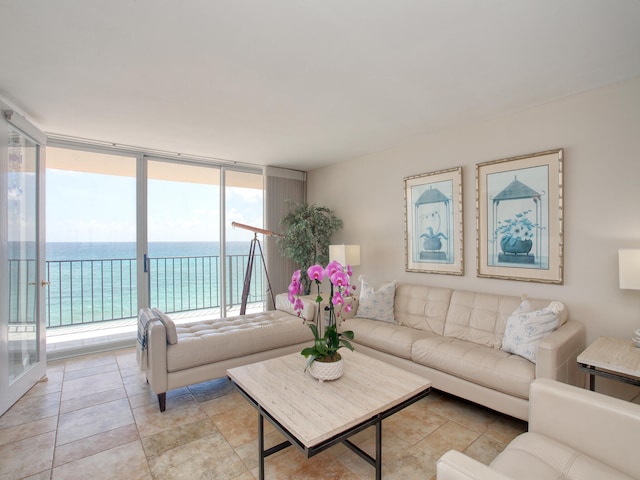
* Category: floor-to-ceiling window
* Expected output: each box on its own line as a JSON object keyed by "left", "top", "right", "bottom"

{"left": 45, "top": 144, "right": 265, "bottom": 339}
{"left": 46, "top": 147, "right": 137, "bottom": 328}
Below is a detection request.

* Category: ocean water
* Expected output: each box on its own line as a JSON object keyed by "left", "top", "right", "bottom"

{"left": 41, "top": 241, "right": 263, "bottom": 327}
{"left": 46, "top": 241, "right": 252, "bottom": 261}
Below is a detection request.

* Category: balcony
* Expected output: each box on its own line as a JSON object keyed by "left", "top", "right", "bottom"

{"left": 9, "top": 253, "right": 266, "bottom": 359}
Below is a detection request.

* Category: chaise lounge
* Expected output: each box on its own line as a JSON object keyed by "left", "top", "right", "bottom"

{"left": 138, "top": 295, "right": 316, "bottom": 411}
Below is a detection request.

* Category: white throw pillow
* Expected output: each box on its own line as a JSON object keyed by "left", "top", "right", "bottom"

{"left": 501, "top": 299, "right": 564, "bottom": 363}
{"left": 357, "top": 276, "right": 397, "bottom": 323}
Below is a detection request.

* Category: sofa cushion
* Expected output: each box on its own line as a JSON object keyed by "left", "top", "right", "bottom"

{"left": 346, "top": 317, "right": 436, "bottom": 359}
{"left": 357, "top": 277, "right": 397, "bottom": 323}
{"left": 411, "top": 335, "right": 534, "bottom": 399}
{"left": 167, "top": 310, "right": 312, "bottom": 372}
{"left": 490, "top": 432, "right": 634, "bottom": 480}
{"left": 443, "top": 290, "right": 568, "bottom": 349}
{"left": 394, "top": 284, "right": 452, "bottom": 335}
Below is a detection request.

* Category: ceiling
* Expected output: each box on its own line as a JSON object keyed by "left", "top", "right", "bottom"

{"left": 1, "top": 1, "right": 640, "bottom": 172}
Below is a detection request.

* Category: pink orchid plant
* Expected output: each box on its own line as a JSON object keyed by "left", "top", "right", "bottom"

{"left": 288, "top": 260, "right": 356, "bottom": 369}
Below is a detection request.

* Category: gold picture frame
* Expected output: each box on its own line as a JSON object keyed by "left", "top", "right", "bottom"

{"left": 404, "top": 167, "right": 463, "bottom": 275}
{"left": 476, "top": 149, "right": 564, "bottom": 283}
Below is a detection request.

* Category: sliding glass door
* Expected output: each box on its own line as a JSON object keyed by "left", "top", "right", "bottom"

{"left": 146, "top": 161, "right": 265, "bottom": 317}
{"left": 146, "top": 160, "right": 222, "bottom": 315}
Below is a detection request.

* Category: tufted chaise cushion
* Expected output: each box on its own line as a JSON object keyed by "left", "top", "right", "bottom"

{"left": 167, "top": 310, "right": 312, "bottom": 372}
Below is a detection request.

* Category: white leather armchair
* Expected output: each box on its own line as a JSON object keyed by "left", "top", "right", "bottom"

{"left": 437, "top": 378, "right": 640, "bottom": 480}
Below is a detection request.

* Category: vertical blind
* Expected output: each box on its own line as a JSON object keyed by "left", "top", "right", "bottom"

{"left": 264, "top": 166, "right": 306, "bottom": 309}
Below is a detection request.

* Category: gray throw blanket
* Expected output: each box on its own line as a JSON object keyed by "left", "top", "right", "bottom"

{"left": 136, "top": 308, "right": 156, "bottom": 371}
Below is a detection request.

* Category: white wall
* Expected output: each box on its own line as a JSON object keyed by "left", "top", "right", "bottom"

{"left": 308, "top": 76, "right": 640, "bottom": 398}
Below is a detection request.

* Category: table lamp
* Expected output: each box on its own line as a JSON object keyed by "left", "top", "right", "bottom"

{"left": 619, "top": 249, "right": 640, "bottom": 290}
{"left": 619, "top": 249, "right": 640, "bottom": 346}
{"left": 329, "top": 244, "right": 361, "bottom": 267}
{"left": 327, "top": 244, "right": 361, "bottom": 322}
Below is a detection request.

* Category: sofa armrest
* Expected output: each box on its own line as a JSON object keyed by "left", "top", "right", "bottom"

{"left": 146, "top": 320, "right": 169, "bottom": 394}
{"left": 535, "top": 320, "right": 585, "bottom": 385}
{"left": 275, "top": 292, "right": 317, "bottom": 320}
{"left": 437, "top": 451, "right": 513, "bottom": 480}
{"left": 530, "top": 378, "right": 640, "bottom": 479}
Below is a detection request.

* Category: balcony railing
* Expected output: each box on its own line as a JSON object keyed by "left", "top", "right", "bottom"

{"left": 9, "top": 254, "right": 265, "bottom": 328}
{"left": 45, "top": 258, "right": 137, "bottom": 327}
{"left": 147, "top": 254, "right": 264, "bottom": 316}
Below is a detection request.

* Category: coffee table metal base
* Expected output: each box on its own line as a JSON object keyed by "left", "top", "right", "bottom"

{"left": 232, "top": 382, "right": 430, "bottom": 480}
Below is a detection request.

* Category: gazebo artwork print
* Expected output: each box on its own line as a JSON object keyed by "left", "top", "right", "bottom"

{"left": 405, "top": 167, "right": 463, "bottom": 275}
{"left": 413, "top": 182, "right": 453, "bottom": 263}
{"left": 477, "top": 149, "right": 563, "bottom": 284}
{"left": 488, "top": 166, "right": 549, "bottom": 270}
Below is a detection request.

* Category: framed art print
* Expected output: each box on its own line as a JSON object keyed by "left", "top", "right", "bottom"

{"left": 476, "top": 149, "right": 564, "bottom": 283}
{"left": 405, "top": 167, "right": 463, "bottom": 275}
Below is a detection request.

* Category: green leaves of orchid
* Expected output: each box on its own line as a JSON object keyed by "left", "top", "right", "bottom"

{"left": 300, "top": 323, "right": 355, "bottom": 371}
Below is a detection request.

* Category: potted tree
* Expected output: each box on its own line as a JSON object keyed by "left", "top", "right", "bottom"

{"left": 276, "top": 201, "right": 343, "bottom": 294}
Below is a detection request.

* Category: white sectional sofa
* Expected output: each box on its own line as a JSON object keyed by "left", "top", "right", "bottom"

{"left": 341, "top": 283, "right": 586, "bottom": 421}
{"left": 437, "top": 378, "right": 640, "bottom": 480}
{"left": 141, "top": 282, "right": 585, "bottom": 419}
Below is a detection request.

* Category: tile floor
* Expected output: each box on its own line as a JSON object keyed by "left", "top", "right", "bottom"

{"left": 0, "top": 347, "right": 527, "bottom": 479}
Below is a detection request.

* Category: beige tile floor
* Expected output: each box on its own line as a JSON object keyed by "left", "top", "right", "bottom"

{"left": 0, "top": 347, "right": 526, "bottom": 480}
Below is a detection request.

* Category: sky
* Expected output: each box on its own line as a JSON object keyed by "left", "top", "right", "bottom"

{"left": 46, "top": 169, "right": 263, "bottom": 243}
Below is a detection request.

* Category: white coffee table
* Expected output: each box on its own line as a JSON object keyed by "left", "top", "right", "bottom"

{"left": 227, "top": 349, "right": 431, "bottom": 480}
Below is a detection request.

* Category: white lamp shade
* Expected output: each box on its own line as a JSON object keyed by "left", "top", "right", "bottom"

{"left": 619, "top": 249, "right": 640, "bottom": 290}
{"left": 329, "top": 244, "right": 361, "bottom": 266}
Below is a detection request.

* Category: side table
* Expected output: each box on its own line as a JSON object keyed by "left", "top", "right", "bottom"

{"left": 577, "top": 336, "right": 640, "bottom": 391}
